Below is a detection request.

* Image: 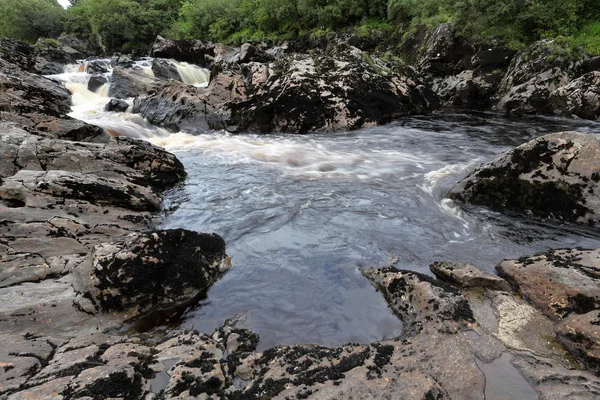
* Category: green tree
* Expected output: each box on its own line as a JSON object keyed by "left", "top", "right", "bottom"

{"left": 0, "top": 0, "right": 65, "bottom": 42}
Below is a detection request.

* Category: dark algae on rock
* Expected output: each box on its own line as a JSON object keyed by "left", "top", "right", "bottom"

{"left": 449, "top": 132, "right": 600, "bottom": 226}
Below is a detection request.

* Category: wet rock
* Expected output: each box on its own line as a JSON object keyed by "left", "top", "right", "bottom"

{"left": 430, "top": 261, "right": 511, "bottom": 291}
{"left": 85, "top": 58, "right": 111, "bottom": 74}
{"left": 0, "top": 38, "right": 35, "bottom": 72}
{"left": 496, "top": 39, "right": 583, "bottom": 115}
{"left": 550, "top": 71, "right": 600, "bottom": 120}
{"left": 109, "top": 66, "right": 161, "bottom": 99}
{"left": 32, "top": 38, "right": 84, "bottom": 75}
{"left": 418, "top": 23, "right": 474, "bottom": 77}
{"left": 150, "top": 36, "right": 219, "bottom": 68}
{"left": 151, "top": 58, "right": 181, "bottom": 81}
{"left": 432, "top": 70, "right": 502, "bottom": 109}
{"left": 86, "top": 74, "right": 108, "bottom": 93}
{"left": 132, "top": 62, "right": 248, "bottom": 132}
{"left": 103, "top": 98, "right": 129, "bottom": 113}
{"left": 227, "top": 53, "right": 434, "bottom": 133}
{"left": 0, "top": 58, "right": 72, "bottom": 118}
{"left": 72, "top": 229, "right": 230, "bottom": 316}
{"left": 449, "top": 131, "right": 600, "bottom": 226}
{"left": 497, "top": 248, "right": 600, "bottom": 372}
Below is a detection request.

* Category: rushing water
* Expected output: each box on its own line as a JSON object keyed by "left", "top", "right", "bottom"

{"left": 52, "top": 61, "right": 600, "bottom": 350}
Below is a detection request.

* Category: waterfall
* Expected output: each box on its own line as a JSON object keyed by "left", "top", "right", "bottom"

{"left": 172, "top": 61, "right": 210, "bottom": 87}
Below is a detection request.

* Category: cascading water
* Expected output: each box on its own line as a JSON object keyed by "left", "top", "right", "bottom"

{"left": 53, "top": 60, "right": 600, "bottom": 349}
{"left": 172, "top": 60, "right": 211, "bottom": 87}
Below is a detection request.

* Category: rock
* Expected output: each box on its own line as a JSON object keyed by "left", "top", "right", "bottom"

{"left": 449, "top": 131, "right": 600, "bottom": 226}
{"left": 418, "top": 23, "right": 474, "bottom": 77}
{"left": 0, "top": 58, "right": 72, "bottom": 117}
{"left": 430, "top": 261, "right": 511, "bottom": 291}
{"left": 496, "top": 39, "right": 584, "bottom": 115}
{"left": 497, "top": 248, "right": 600, "bottom": 372}
{"left": 1, "top": 114, "right": 109, "bottom": 143}
{"left": 103, "top": 98, "right": 129, "bottom": 113}
{"left": 231, "top": 43, "right": 274, "bottom": 64}
{"left": 108, "top": 66, "right": 161, "bottom": 99}
{"left": 0, "top": 38, "right": 35, "bottom": 72}
{"left": 226, "top": 53, "right": 434, "bottom": 133}
{"left": 85, "top": 58, "right": 111, "bottom": 74}
{"left": 432, "top": 70, "right": 502, "bottom": 109}
{"left": 72, "top": 229, "right": 230, "bottom": 316}
{"left": 33, "top": 38, "right": 84, "bottom": 75}
{"left": 132, "top": 62, "right": 248, "bottom": 132}
{"left": 151, "top": 58, "right": 181, "bottom": 81}
{"left": 86, "top": 73, "right": 108, "bottom": 93}
{"left": 150, "top": 36, "right": 219, "bottom": 68}
{"left": 549, "top": 71, "right": 600, "bottom": 120}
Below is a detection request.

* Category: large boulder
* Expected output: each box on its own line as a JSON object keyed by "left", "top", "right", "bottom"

{"left": 496, "top": 40, "right": 586, "bottom": 115}
{"left": 0, "top": 38, "right": 35, "bottom": 71}
{"left": 109, "top": 66, "right": 162, "bottom": 99}
{"left": 33, "top": 38, "right": 84, "bottom": 75}
{"left": 417, "top": 22, "right": 474, "bottom": 77}
{"left": 497, "top": 248, "right": 600, "bottom": 372}
{"left": 432, "top": 69, "right": 503, "bottom": 109}
{"left": 549, "top": 71, "right": 600, "bottom": 120}
{"left": 224, "top": 53, "right": 434, "bottom": 133}
{"left": 449, "top": 132, "right": 600, "bottom": 226}
{"left": 150, "top": 36, "right": 234, "bottom": 68}
{"left": 151, "top": 58, "right": 181, "bottom": 81}
{"left": 72, "top": 229, "right": 230, "bottom": 316}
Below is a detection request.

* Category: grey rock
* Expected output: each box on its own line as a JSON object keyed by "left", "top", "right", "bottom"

{"left": 103, "top": 98, "right": 129, "bottom": 113}
{"left": 430, "top": 261, "right": 511, "bottom": 291}
{"left": 150, "top": 36, "right": 219, "bottom": 68}
{"left": 550, "top": 71, "right": 600, "bottom": 120}
{"left": 151, "top": 58, "right": 181, "bottom": 81}
{"left": 72, "top": 229, "right": 230, "bottom": 316}
{"left": 432, "top": 70, "right": 502, "bottom": 109}
{"left": 497, "top": 248, "right": 600, "bottom": 372}
{"left": 449, "top": 131, "right": 600, "bottom": 226}
{"left": 86, "top": 73, "right": 108, "bottom": 93}
{"left": 109, "top": 66, "right": 162, "bottom": 99}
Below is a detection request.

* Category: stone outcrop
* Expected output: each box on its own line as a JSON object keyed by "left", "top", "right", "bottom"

{"left": 549, "top": 71, "right": 600, "bottom": 119}
{"left": 109, "top": 66, "right": 162, "bottom": 99}
{"left": 72, "top": 229, "right": 230, "bottom": 316}
{"left": 497, "top": 248, "right": 600, "bottom": 372}
{"left": 4, "top": 261, "right": 600, "bottom": 399}
{"left": 150, "top": 36, "right": 236, "bottom": 68}
{"left": 449, "top": 131, "right": 600, "bottom": 226}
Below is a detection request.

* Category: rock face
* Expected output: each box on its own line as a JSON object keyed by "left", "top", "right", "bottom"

{"left": 495, "top": 39, "right": 599, "bottom": 118}
{"left": 109, "top": 66, "right": 162, "bottom": 99}
{"left": 150, "top": 36, "right": 225, "bottom": 68}
{"left": 449, "top": 131, "right": 600, "bottom": 226}
{"left": 550, "top": 71, "right": 600, "bottom": 119}
{"left": 134, "top": 50, "right": 434, "bottom": 134}
{"left": 5, "top": 262, "right": 600, "bottom": 399}
{"left": 497, "top": 248, "right": 600, "bottom": 372}
{"left": 72, "top": 229, "right": 230, "bottom": 316}
{"left": 104, "top": 98, "right": 130, "bottom": 112}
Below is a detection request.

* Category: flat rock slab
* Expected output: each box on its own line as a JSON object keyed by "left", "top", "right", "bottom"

{"left": 449, "top": 131, "right": 600, "bottom": 226}
{"left": 497, "top": 248, "right": 600, "bottom": 372}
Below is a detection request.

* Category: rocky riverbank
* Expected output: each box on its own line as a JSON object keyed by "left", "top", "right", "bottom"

{"left": 1, "top": 29, "right": 600, "bottom": 399}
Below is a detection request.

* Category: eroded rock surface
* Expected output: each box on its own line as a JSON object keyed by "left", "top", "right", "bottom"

{"left": 449, "top": 131, "right": 600, "bottom": 226}
{"left": 497, "top": 248, "right": 600, "bottom": 372}
{"left": 4, "top": 262, "right": 600, "bottom": 400}
{"left": 72, "top": 229, "right": 230, "bottom": 316}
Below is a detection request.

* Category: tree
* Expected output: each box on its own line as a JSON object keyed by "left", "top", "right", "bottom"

{"left": 0, "top": 0, "right": 65, "bottom": 42}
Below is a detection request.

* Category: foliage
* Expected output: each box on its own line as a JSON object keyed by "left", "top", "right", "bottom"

{"left": 64, "top": 0, "right": 181, "bottom": 53}
{"left": 0, "top": 0, "right": 65, "bottom": 43}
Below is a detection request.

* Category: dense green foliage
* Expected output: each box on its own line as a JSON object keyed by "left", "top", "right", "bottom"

{"left": 64, "top": 0, "right": 181, "bottom": 52}
{"left": 0, "top": 0, "right": 599, "bottom": 55}
{"left": 0, "top": 0, "right": 65, "bottom": 43}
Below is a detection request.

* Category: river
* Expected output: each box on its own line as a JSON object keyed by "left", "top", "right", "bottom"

{"left": 53, "top": 61, "right": 600, "bottom": 350}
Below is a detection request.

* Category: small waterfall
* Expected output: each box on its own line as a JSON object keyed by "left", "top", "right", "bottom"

{"left": 172, "top": 61, "right": 210, "bottom": 87}
{"left": 47, "top": 61, "right": 169, "bottom": 140}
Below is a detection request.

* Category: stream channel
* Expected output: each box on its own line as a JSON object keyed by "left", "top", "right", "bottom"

{"left": 52, "top": 60, "right": 600, "bottom": 351}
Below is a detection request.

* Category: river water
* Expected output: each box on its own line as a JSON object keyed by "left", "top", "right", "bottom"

{"left": 53, "top": 62, "right": 600, "bottom": 350}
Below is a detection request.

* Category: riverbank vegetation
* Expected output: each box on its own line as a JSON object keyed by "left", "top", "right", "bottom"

{"left": 1, "top": 0, "right": 599, "bottom": 55}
